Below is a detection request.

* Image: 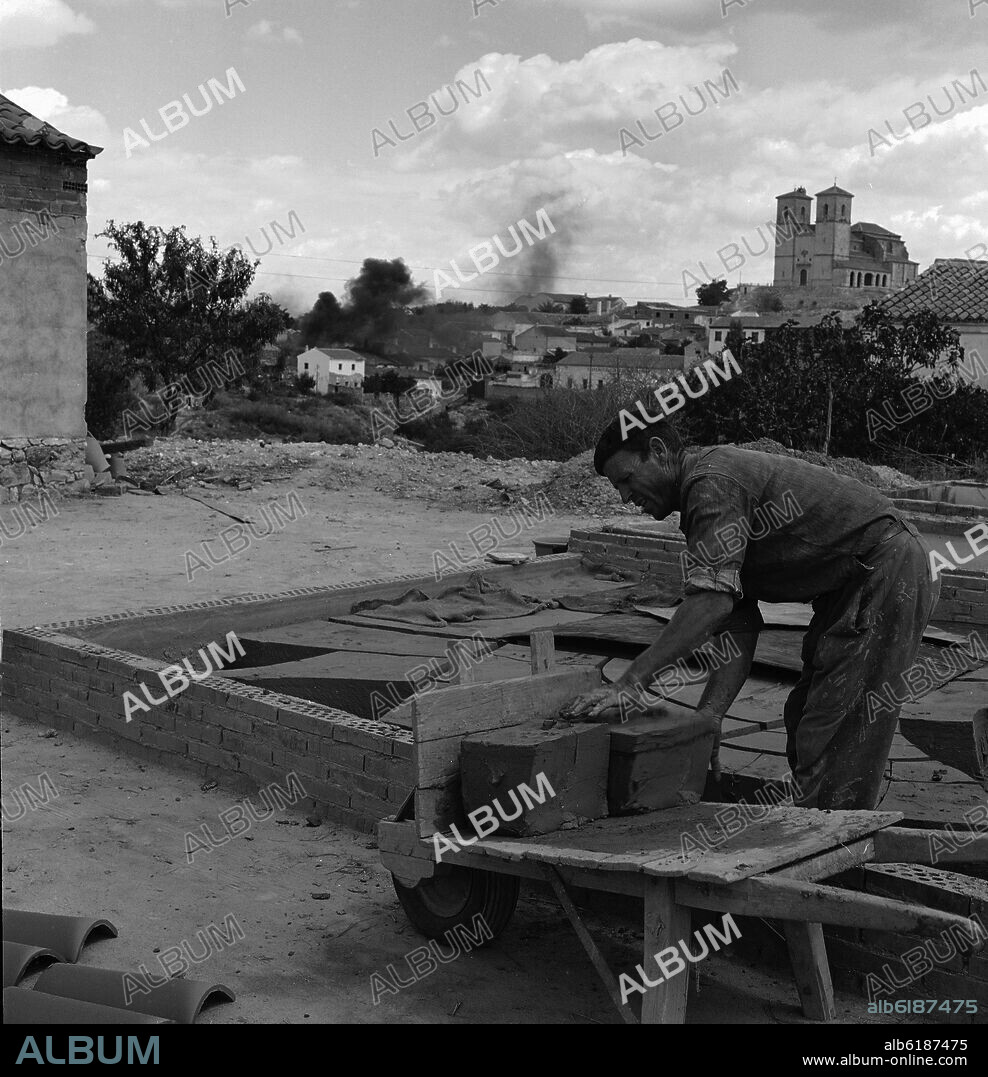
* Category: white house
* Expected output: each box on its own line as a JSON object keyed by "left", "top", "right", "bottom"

{"left": 553, "top": 351, "right": 687, "bottom": 390}
{"left": 297, "top": 348, "right": 365, "bottom": 391}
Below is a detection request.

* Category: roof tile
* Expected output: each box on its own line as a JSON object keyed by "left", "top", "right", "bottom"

{"left": 880, "top": 259, "right": 988, "bottom": 323}
{"left": 0, "top": 93, "right": 102, "bottom": 158}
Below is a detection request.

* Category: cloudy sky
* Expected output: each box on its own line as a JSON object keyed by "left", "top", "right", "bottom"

{"left": 1, "top": 0, "right": 985, "bottom": 313}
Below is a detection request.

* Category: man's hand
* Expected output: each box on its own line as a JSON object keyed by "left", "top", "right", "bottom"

{"left": 559, "top": 686, "right": 626, "bottom": 723}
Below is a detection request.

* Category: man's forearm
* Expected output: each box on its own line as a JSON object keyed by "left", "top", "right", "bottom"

{"left": 616, "top": 591, "right": 735, "bottom": 695}
{"left": 697, "top": 629, "right": 758, "bottom": 717}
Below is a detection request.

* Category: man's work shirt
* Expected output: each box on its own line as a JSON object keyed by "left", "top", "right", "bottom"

{"left": 678, "top": 446, "right": 905, "bottom": 612}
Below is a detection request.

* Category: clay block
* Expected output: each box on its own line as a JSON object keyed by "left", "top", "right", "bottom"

{"left": 865, "top": 863, "right": 985, "bottom": 918}
{"left": 608, "top": 711, "right": 717, "bottom": 815}
{"left": 459, "top": 722, "right": 609, "bottom": 836}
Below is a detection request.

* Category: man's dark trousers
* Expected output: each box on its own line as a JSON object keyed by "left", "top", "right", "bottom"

{"left": 783, "top": 524, "right": 939, "bottom": 810}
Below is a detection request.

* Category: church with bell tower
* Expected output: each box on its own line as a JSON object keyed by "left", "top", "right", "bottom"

{"left": 773, "top": 183, "right": 918, "bottom": 301}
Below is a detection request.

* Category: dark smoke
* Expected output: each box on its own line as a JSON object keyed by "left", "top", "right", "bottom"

{"left": 499, "top": 193, "right": 577, "bottom": 298}
{"left": 346, "top": 258, "right": 430, "bottom": 344}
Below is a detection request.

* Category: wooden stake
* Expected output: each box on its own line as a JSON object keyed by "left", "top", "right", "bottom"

{"left": 530, "top": 630, "right": 556, "bottom": 675}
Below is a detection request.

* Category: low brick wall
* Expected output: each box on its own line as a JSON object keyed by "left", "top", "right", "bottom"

{"left": 0, "top": 557, "right": 576, "bottom": 832}
{"left": 569, "top": 527, "right": 988, "bottom": 626}
{"left": 0, "top": 436, "right": 89, "bottom": 506}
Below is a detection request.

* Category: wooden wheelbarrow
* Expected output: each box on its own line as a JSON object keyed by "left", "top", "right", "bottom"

{"left": 378, "top": 661, "right": 988, "bottom": 1024}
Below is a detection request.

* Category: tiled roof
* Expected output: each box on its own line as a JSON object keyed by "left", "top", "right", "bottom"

{"left": 306, "top": 347, "right": 366, "bottom": 361}
{"left": 817, "top": 185, "right": 854, "bottom": 197}
{"left": 880, "top": 259, "right": 988, "bottom": 323}
{"left": 852, "top": 222, "right": 898, "bottom": 236}
{"left": 0, "top": 93, "right": 102, "bottom": 158}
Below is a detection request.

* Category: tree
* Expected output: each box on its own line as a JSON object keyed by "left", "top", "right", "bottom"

{"left": 87, "top": 221, "right": 290, "bottom": 390}
{"left": 569, "top": 295, "right": 589, "bottom": 315}
{"left": 85, "top": 331, "right": 140, "bottom": 440}
{"left": 296, "top": 373, "right": 316, "bottom": 394}
{"left": 696, "top": 279, "right": 732, "bottom": 306}
{"left": 537, "top": 301, "right": 563, "bottom": 313}
{"left": 363, "top": 370, "right": 417, "bottom": 407}
{"left": 681, "top": 303, "right": 978, "bottom": 462}
{"left": 752, "top": 287, "right": 785, "bottom": 313}
{"left": 725, "top": 320, "right": 746, "bottom": 363}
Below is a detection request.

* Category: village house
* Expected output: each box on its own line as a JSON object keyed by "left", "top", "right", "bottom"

{"left": 511, "top": 292, "right": 626, "bottom": 315}
{"left": 1, "top": 93, "right": 102, "bottom": 502}
{"left": 511, "top": 324, "right": 575, "bottom": 357}
{"left": 706, "top": 314, "right": 794, "bottom": 355}
{"left": 627, "top": 302, "right": 701, "bottom": 325}
{"left": 552, "top": 350, "right": 689, "bottom": 390}
{"left": 296, "top": 347, "right": 366, "bottom": 392}
{"left": 880, "top": 258, "right": 988, "bottom": 387}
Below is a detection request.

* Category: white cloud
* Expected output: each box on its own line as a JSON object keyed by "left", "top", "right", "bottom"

{"left": 0, "top": 0, "right": 94, "bottom": 50}
{"left": 0, "top": 86, "right": 110, "bottom": 146}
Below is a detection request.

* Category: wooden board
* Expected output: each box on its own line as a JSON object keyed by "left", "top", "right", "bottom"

{"left": 545, "top": 615, "right": 806, "bottom": 674}
{"left": 370, "top": 648, "right": 603, "bottom": 730}
{"left": 239, "top": 621, "right": 466, "bottom": 658}
{"left": 219, "top": 650, "right": 530, "bottom": 722}
{"left": 329, "top": 609, "right": 600, "bottom": 640}
{"left": 412, "top": 667, "right": 601, "bottom": 837}
{"left": 452, "top": 804, "right": 902, "bottom": 885}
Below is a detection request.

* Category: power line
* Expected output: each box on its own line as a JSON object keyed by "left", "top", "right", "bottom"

{"left": 84, "top": 252, "right": 691, "bottom": 292}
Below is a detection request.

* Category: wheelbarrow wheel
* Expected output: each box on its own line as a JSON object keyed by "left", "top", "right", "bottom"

{"left": 392, "top": 865, "right": 519, "bottom": 943}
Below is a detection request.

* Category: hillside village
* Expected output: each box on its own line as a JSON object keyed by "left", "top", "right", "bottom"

{"left": 273, "top": 181, "right": 986, "bottom": 416}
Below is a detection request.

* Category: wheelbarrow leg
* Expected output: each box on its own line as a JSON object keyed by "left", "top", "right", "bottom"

{"left": 641, "top": 878, "right": 691, "bottom": 1024}
{"left": 784, "top": 921, "right": 836, "bottom": 1021}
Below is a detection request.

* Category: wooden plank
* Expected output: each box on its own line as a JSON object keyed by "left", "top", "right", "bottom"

{"left": 674, "top": 807, "right": 901, "bottom": 885}
{"left": 414, "top": 667, "right": 600, "bottom": 745}
{"left": 530, "top": 631, "right": 556, "bottom": 674}
{"left": 333, "top": 609, "right": 600, "bottom": 639}
{"left": 240, "top": 621, "right": 458, "bottom": 657}
{"left": 772, "top": 838, "right": 876, "bottom": 882}
{"left": 641, "top": 879, "right": 691, "bottom": 1025}
{"left": 459, "top": 805, "right": 901, "bottom": 886}
{"left": 542, "top": 866, "right": 638, "bottom": 1025}
{"left": 377, "top": 819, "right": 431, "bottom": 859}
{"left": 412, "top": 667, "right": 601, "bottom": 836}
{"left": 380, "top": 851, "right": 436, "bottom": 885}
{"left": 384, "top": 650, "right": 602, "bottom": 728}
{"left": 976, "top": 708, "right": 987, "bottom": 787}
{"left": 879, "top": 780, "right": 985, "bottom": 826}
{"left": 675, "top": 876, "right": 984, "bottom": 937}
{"left": 784, "top": 923, "right": 836, "bottom": 1021}
{"left": 873, "top": 826, "right": 988, "bottom": 865}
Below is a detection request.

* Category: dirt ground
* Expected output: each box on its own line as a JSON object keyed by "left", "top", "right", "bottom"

{"left": 0, "top": 460, "right": 923, "bottom": 1025}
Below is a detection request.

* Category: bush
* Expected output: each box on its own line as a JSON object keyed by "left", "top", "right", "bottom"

{"left": 225, "top": 400, "right": 370, "bottom": 443}
{"left": 296, "top": 373, "right": 316, "bottom": 394}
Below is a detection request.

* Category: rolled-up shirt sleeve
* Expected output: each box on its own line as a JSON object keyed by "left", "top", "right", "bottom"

{"left": 680, "top": 475, "right": 757, "bottom": 600}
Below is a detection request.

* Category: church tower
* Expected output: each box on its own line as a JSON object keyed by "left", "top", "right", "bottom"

{"left": 773, "top": 186, "right": 813, "bottom": 287}
{"left": 815, "top": 184, "right": 853, "bottom": 283}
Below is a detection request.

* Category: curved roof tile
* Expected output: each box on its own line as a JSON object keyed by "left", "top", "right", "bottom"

{"left": 0, "top": 93, "right": 102, "bottom": 158}
{"left": 881, "top": 259, "right": 988, "bottom": 323}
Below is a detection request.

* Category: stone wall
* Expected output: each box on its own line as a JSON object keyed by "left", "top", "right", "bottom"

{"left": 0, "top": 436, "right": 89, "bottom": 506}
